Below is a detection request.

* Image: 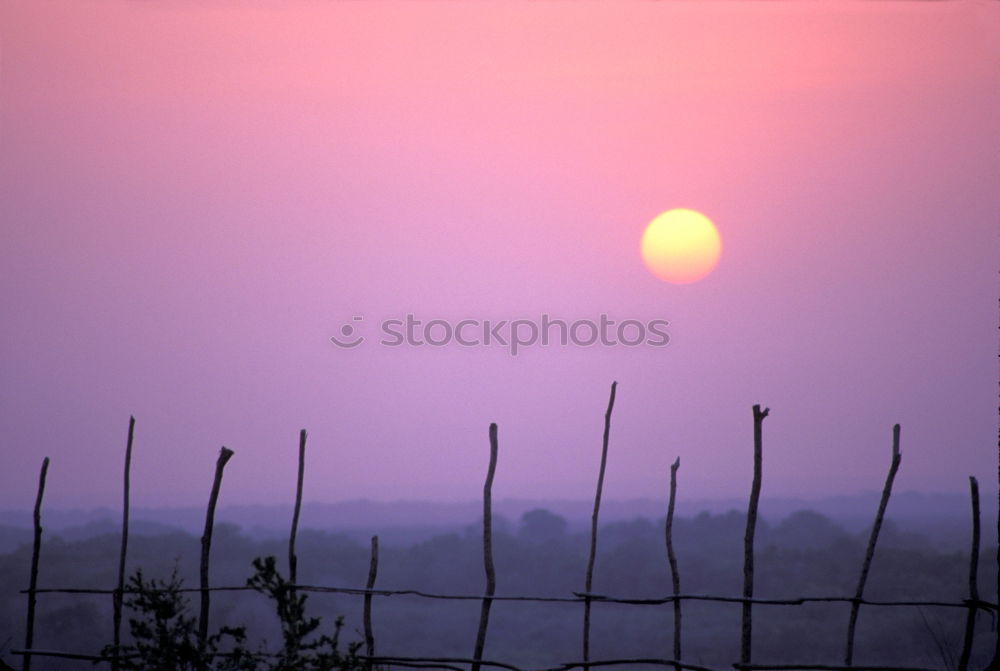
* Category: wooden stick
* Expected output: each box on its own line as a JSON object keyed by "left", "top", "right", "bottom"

{"left": 199, "top": 447, "right": 234, "bottom": 660}
{"left": 16, "top": 583, "right": 995, "bottom": 611}
{"left": 289, "top": 429, "right": 307, "bottom": 586}
{"left": 23, "top": 457, "right": 50, "bottom": 671}
{"left": 994, "top": 414, "right": 1000, "bottom": 670}
{"left": 665, "top": 457, "right": 682, "bottom": 669}
{"left": 472, "top": 423, "right": 499, "bottom": 671}
{"left": 3, "top": 648, "right": 951, "bottom": 671}
{"left": 844, "top": 424, "right": 901, "bottom": 666}
{"left": 583, "top": 382, "right": 617, "bottom": 663}
{"left": 364, "top": 535, "right": 379, "bottom": 671}
{"left": 735, "top": 665, "right": 939, "bottom": 671}
{"left": 957, "top": 476, "right": 980, "bottom": 671}
{"left": 112, "top": 417, "right": 135, "bottom": 671}
{"left": 740, "top": 405, "right": 769, "bottom": 666}
{"left": 360, "top": 655, "right": 720, "bottom": 671}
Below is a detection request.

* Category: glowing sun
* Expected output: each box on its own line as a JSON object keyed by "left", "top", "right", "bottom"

{"left": 640, "top": 209, "right": 722, "bottom": 284}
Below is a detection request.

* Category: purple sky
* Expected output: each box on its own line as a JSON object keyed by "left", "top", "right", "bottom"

{"left": 1, "top": 1, "right": 997, "bottom": 510}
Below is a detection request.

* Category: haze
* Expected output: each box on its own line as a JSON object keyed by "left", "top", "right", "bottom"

{"left": 1, "top": 1, "right": 997, "bottom": 511}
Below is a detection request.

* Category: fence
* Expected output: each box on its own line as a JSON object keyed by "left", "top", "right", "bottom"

{"left": 11, "top": 382, "right": 1000, "bottom": 671}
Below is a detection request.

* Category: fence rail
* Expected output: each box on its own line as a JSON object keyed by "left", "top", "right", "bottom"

{"left": 11, "top": 382, "right": 999, "bottom": 671}
{"left": 16, "top": 585, "right": 999, "bottom": 611}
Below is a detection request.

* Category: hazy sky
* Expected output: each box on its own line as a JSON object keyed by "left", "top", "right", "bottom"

{"left": 1, "top": 1, "right": 997, "bottom": 511}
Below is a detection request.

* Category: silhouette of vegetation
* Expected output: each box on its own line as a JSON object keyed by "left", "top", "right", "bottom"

{"left": 519, "top": 509, "right": 568, "bottom": 543}
{"left": 99, "top": 557, "right": 362, "bottom": 671}
{"left": 2, "top": 510, "right": 994, "bottom": 670}
{"left": 244, "top": 556, "right": 362, "bottom": 671}
{"left": 100, "top": 569, "right": 250, "bottom": 671}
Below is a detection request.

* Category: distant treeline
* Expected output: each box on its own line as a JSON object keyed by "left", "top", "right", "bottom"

{"left": 1, "top": 508, "right": 994, "bottom": 670}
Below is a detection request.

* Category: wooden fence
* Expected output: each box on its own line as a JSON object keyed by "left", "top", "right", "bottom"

{"left": 11, "top": 382, "right": 1000, "bottom": 671}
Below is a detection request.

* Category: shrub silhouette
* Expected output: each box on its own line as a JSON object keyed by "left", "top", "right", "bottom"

{"left": 103, "top": 557, "right": 362, "bottom": 671}
{"left": 100, "top": 569, "right": 252, "bottom": 671}
{"left": 245, "top": 556, "right": 362, "bottom": 671}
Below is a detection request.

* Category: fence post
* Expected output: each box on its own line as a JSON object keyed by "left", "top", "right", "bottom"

{"left": 665, "top": 457, "right": 682, "bottom": 669}
{"left": 289, "top": 429, "right": 307, "bottom": 586}
{"left": 472, "top": 423, "right": 499, "bottom": 671}
{"left": 740, "top": 404, "right": 769, "bottom": 667}
{"left": 844, "top": 423, "right": 901, "bottom": 666}
{"left": 583, "top": 381, "right": 617, "bottom": 664}
{"left": 198, "top": 447, "right": 234, "bottom": 662}
{"left": 364, "top": 535, "right": 379, "bottom": 671}
{"left": 957, "top": 476, "right": 980, "bottom": 671}
{"left": 112, "top": 416, "right": 135, "bottom": 671}
{"left": 993, "top": 420, "right": 1000, "bottom": 671}
{"left": 23, "top": 457, "right": 50, "bottom": 671}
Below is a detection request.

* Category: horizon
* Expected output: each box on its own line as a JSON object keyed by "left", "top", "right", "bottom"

{"left": 2, "top": 489, "right": 989, "bottom": 527}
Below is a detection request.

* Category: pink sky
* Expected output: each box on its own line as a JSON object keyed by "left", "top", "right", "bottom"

{"left": 1, "top": 1, "right": 997, "bottom": 510}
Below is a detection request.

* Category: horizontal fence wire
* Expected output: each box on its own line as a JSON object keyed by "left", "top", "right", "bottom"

{"left": 8, "top": 649, "right": 950, "bottom": 671}
{"left": 16, "top": 585, "right": 998, "bottom": 611}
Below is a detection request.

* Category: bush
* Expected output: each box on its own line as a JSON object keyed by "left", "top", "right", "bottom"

{"left": 102, "top": 557, "right": 363, "bottom": 671}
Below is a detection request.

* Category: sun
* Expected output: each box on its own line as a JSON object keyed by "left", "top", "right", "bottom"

{"left": 640, "top": 209, "right": 722, "bottom": 284}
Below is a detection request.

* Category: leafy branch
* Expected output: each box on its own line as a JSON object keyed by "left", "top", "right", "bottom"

{"left": 102, "top": 557, "right": 362, "bottom": 671}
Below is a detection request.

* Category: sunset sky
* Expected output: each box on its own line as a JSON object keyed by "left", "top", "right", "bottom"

{"left": 1, "top": 1, "right": 997, "bottom": 511}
